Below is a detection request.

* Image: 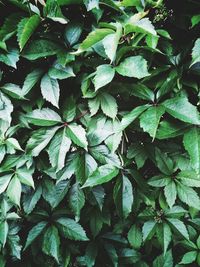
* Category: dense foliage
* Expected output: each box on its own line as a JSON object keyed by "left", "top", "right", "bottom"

{"left": 0, "top": 0, "right": 200, "bottom": 266}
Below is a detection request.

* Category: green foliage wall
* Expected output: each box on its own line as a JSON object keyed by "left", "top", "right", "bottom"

{"left": 0, "top": 0, "right": 200, "bottom": 266}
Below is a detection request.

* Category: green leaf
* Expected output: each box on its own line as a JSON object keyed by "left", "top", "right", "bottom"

{"left": 164, "top": 181, "right": 177, "bottom": 208}
{"left": 0, "top": 48, "right": 19, "bottom": 68}
{"left": 148, "top": 175, "right": 171, "bottom": 187}
{"left": 17, "top": 15, "right": 40, "bottom": 51}
{"left": 113, "top": 175, "right": 133, "bottom": 219}
{"left": 177, "top": 171, "right": 200, "bottom": 187}
{"left": 162, "top": 95, "right": 200, "bottom": 125}
{"left": 74, "top": 28, "right": 114, "bottom": 53}
{"left": 130, "top": 83, "right": 154, "bottom": 101}
{"left": 24, "top": 221, "right": 47, "bottom": 250}
{"left": 166, "top": 218, "right": 189, "bottom": 240}
{"left": 40, "top": 74, "right": 60, "bottom": 108}
{"left": 140, "top": 105, "right": 165, "bottom": 139}
{"left": 125, "top": 18, "right": 157, "bottom": 36}
{"left": 191, "top": 15, "right": 200, "bottom": 28}
{"left": 69, "top": 183, "right": 85, "bottom": 221}
{"left": 93, "top": 64, "right": 115, "bottom": 91}
{"left": 48, "top": 63, "right": 75, "bottom": 80}
{"left": 0, "top": 174, "right": 13, "bottom": 194}
{"left": 156, "top": 120, "right": 189, "bottom": 139}
{"left": 116, "top": 56, "right": 150, "bottom": 79}
{"left": 155, "top": 147, "right": 174, "bottom": 175}
{"left": 44, "top": 0, "right": 68, "bottom": 24}
{"left": 0, "top": 221, "right": 8, "bottom": 247}
{"left": 90, "top": 145, "right": 121, "bottom": 168}
{"left": 157, "top": 223, "right": 172, "bottom": 255}
{"left": 42, "top": 180, "right": 70, "bottom": 208}
{"left": 22, "top": 69, "right": 43, "bottom": 95}
{"left": 191, "top": 38, "right": 200, "bottom": 65}
{"left": 64, "top": 22, "right": 83, "bottom": 45}
{"left": 84, "top": 0, "right": 99, "bottom": 10}
{"left": 66, "top": 123, "right": 88, "bottom": 150}
{"left": 120, "top": 105, "right": 149, "bottom": 131}
{"left": 7, "top": 176, "right": 21, "bottom": 206}
{"left": 26, "top": 126, "right": 59, "bottom": 156}
{"left": 82, "top": 164, "right": 119, "bottom": 188}
{"left": 62, "top": 96, "right": 76, "bottom": 122}
{"left": 6, "top": 138, "right": 23, "bottom": 151}
{"left": 56, "top": 218, "right": 89, "bottom": 241}
{"left": 128, "top": 224, "right": 142, "bottom": 249}
{"left": 183, "top": 127, "right": 200, "bottom": 171}
{"left": 0, "top": 92, "right": 13, "bottom": 124}
{"left": 48, "top": 128, "right": 71, "bottom": 171}
{"left": 75, "top": 152, "right": 98, "bottom": 184}
{"left": 22, "top": 186, "right": 42, "bottom": 214}
{"left": 177, "top": 182, "right": 200, "bottom": 210}
{"left": 22, "top": 39, "right": 62, "bottom": 60}
{"left": 142, "top": 220, "right": 157, "bottom": 241}
{"left": 42, "top": 226, "right": 60, "bottom": 263}
{"left": 16, "top": 167, "right": 34, "bottom": 188}
{"left": 99, "top": 93, "right": 118, "bottom": 119}
{"left": 179, "top": 251, "right": 197, "bottom": 264}
{"left": 27, "top": 108, "right": 62, "bottom": 126}
{"left": 0, "top": 13, "right": 22, "bottom": 42}
{"left": 102, "top": 23, "right": 122, "bottom": 62}
{"left": 1, "top": 83, "right": 25, "bottom": 100}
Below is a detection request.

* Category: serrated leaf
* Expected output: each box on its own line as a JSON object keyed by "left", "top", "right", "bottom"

{"left": 0, "top": 174, "right": 13, "bottom": 194}
{"left": 26, "top": 126, "right": 59, "bottom": 157}
{"left": 102, "top": 23, "right": 122, "bottom": 62}
{"left": 48, "top": 128, "right": 71, "bottom": 171}
{"left": 177, "top": 171, "right": 200, "bottom": 187}
{"left": 0, "top": 221, "right": 8, "bottom": 247}
{"left": 128, "top": 224, "right": 142, "bottom": 249}
{"left": 22, "top": 69, "right": 43, "bottom": 95}
{"left": 162, "top": 95, "right": 200, "bottom": 125}
{"left": 40, "top": 74, "right": 60, "bottom": 108}
{"left": 99, "top": 93, "right": 118, "bottom": 119}
{"left": 140, "top": 105, "right": 165, "bottom": 140}
{"left": 24, "top": 221, "right": 47, "bottom": 250}
{"left": 69, "top": 183, "right": 85, "bottom": 221}
{"left": 93, "top": 64, "right": 115, "bottom": 91}
{"left": 155, "top": 147, "right": 174, "bottom": 175}
{"left": 1, "top": 83, "right": 25, "bottom": 100}
{"left": 125, "top": 18, "right": 157, "bottom": 36}
{"left": 42, "top": 179, "right": 70, "bottom": 208}
{"left": 22, "top": 39, "right": 62, "bottom": 60}
{"left": 120, "top": 105, "right": 149, "bottom": 131}
{"left": 179, "top": 251, "right": 197, "bottom": 264}
{"left": 166, "top": 218, "right": 189, "bottom": 240}
{"left": 116, "top": 56, "right": 150, "bottom": 79}
{"left": 7, "top": 176, "right": 21, "bottom": 206}
{"left": 142, "top": 220, "right": 157, "bottom": 241}
{"left": 27, "top": 108, "right": 62, "bottom": 126}
{"left": 82, "top": 164, "right": 119, "bottom": 188}
{"left": 191, "top": 38, "right": 200, "bottom": 65}
{"left": 48, "top": 63, "right": 75, "bottom": 80}
{"left": 0, "top": 48, "right": 19, "bottom": 68}
{"left": 183, "top": 127, "right": 200, "bottom": 171}
{"left": 64, "top": 22, "right": 83, "bottom": 46}
{"left": 17, "top": 15, "right": 40, "bottom": 51}
{"left": 177, "top": 182, "right": 200, "bottom": 210}
{"left": 16, "top": 167, "right": 34, "bottom": 188}
{"left": 113, "top": 175, "right": 133, "bottom": 219}
{"left": 66, "top": 123, "right": 88, "bottom": 150}
{"left": 22, "top": 186, "right": 42, "bottom": 214}
{"left": 74, "top": 28, "right": 114, "bottom": 53}
{"left": 56, "top": 218, "right": 89, "bottom": 241}
{"left": 42, "top": 226, "right": 60, "bottom": 263}
{"left": 164, "top": 181, "right": 177, "bottom": 208}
